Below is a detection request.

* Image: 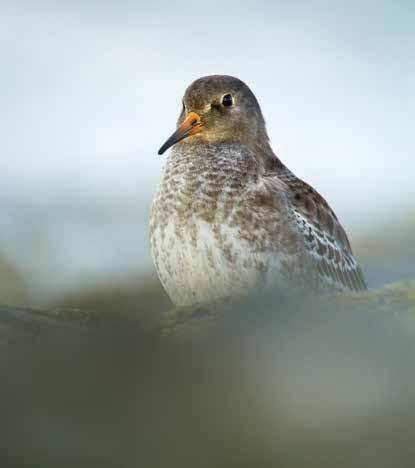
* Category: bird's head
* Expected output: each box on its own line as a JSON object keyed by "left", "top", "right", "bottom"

{"left": 158, "top": 75, "right": 269, "bottom": 155}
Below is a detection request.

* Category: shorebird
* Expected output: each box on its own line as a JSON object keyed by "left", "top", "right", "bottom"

{"left": 150, "top": 75, "right": 367, "bottom": 306}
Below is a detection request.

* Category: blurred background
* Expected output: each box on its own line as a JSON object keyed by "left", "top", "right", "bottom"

{"left": 1, "top": 0, "right": 414, "bottom": 309}
{"left": 1, "top": 2, "right": 415, "bottom": 467}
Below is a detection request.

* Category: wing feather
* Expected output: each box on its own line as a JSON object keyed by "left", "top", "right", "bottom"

{"left": 265, "top": 168, "right": 367, "bottom": 292}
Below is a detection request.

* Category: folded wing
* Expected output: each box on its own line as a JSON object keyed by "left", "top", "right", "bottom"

{"left": 265, "top": 168, "right": 367, "bottom": 292}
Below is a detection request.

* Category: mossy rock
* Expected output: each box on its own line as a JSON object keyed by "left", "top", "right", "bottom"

{"left": 1, "top": 279, "right": 415, "bottom": 341}
{"left": 1, "top": 279, "right": 415, "bottom": 468}
{"left": 0, "top": 257, "right": 29, "bottom": 306}
{"left": 160, "top": 279, "right": 415, "bottom": 336}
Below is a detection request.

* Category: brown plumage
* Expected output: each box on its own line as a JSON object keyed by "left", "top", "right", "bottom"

{"left": 150, "top": 75, "right": 367, "bottom": 306}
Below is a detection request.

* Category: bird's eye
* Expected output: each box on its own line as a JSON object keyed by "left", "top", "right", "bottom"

{"left": 222, "top": 94, "right": 233, "bottom": 107}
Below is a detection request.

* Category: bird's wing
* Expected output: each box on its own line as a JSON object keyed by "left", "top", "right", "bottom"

{"left": 264, "top": 169, "right": 367, "bottom": 292}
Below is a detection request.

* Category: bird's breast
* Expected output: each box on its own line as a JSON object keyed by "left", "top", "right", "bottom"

{"left": 150, "top": 205, "right": 270, "bottom": 306}
{"left": 149, "top": 146, "right": 290, "bottom": 305}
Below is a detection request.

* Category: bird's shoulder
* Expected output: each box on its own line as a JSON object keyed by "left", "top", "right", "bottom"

{"left": 263, "top": 166, "right": 367, "bottom": 292}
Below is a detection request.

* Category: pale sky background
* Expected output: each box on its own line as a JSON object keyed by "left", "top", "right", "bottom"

{"left": 0, "top": 0, "right": 414, "bottom": 294}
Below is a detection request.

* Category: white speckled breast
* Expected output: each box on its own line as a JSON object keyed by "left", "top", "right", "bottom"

{"left": 149, "top": 142, "right": 290, "bottom": 306}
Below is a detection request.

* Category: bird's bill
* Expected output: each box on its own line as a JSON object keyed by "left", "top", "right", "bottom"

{"left": 158, "top": 112, "right": 202, "bottom": 155}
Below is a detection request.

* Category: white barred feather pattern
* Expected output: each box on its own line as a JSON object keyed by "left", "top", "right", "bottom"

{"left": 267, "top": 167, "right": 367, "bottom": 292}
{"left": 292, "top": 209, "right": 366, "bottom": 291}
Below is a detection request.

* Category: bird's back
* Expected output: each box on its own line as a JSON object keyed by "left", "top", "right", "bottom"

{"left": 265, "top": 161, "right": 367, "bottom": 292}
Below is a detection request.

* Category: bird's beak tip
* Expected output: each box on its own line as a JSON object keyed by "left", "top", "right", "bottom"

{"left": 157, "top": 112, "right": 202, "bottom": 156}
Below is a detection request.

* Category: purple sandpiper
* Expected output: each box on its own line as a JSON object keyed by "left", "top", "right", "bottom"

{"left": 150, "top": 75, "right": 367, "bottom": 306}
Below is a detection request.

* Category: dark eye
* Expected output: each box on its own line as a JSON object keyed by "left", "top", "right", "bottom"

{"left": 222, "top": 94, "right": 233, "bottom": 107}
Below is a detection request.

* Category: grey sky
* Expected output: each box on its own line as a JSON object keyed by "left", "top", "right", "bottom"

{"left": 2, "top": 0, "right": 414, "bottom": 228}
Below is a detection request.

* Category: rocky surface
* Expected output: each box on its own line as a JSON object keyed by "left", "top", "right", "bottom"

{"left": 1, "top": 280, "right": 415, "bottom": 468}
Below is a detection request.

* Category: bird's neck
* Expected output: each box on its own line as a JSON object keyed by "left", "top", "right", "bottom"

{"left": 168, "top": 137, "right": 285, "bottom": 174}
{"left": 165, "top": 146, "right": 248, "bottom": 188}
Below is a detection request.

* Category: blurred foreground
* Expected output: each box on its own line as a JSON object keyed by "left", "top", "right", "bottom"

{"left": 1, "top": 281, "right": 415, "bottom": 467}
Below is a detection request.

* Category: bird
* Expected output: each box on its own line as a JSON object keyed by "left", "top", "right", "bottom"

{"left": 150, "top": 75, "right": 367, "bottom": 306}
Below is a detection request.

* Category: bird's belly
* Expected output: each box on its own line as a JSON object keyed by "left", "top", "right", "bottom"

{"left": 151, "top": 216, "right": 274, "bottom": 306}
